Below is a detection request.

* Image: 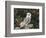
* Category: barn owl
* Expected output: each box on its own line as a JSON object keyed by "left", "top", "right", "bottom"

{"left": 19, "top": 12, "right": 31, "bottom": 28}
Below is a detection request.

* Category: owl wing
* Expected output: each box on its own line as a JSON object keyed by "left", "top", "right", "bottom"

{"left": 24, "top": 17, "right": 31, "bottom": 24}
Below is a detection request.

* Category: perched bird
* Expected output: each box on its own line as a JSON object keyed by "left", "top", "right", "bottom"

{"left": 19, "top": 12, "right": 31, "bottom": 28}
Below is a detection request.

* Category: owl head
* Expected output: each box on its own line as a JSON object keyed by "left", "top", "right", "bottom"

{"left": 26, "top": 12, "right": 31, "bottom": 17}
